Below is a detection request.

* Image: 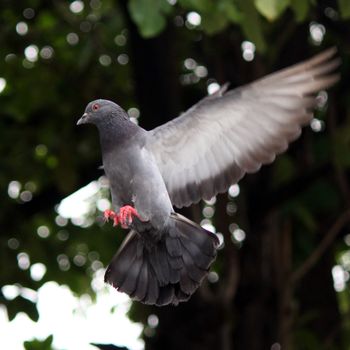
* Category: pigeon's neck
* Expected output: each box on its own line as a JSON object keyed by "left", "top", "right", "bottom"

{"left": 97, "top": 116, "right": 143, "bottom": 154}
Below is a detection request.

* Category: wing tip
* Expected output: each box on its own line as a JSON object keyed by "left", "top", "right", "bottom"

{"left": 310, "top": 46, "right": 338, "bottom": 65}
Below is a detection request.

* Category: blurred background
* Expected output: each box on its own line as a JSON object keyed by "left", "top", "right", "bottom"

{"left": 1, "top": 0, "right": 350, "bottom": 349}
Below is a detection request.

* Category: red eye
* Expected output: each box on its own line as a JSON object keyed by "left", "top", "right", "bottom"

{"left": 92, "top": 103, "right": 100, "bottom": 111}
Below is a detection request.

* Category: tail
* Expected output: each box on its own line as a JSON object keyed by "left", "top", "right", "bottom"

{"left": 104, "top": 213, "right": 219, "bottom": 306}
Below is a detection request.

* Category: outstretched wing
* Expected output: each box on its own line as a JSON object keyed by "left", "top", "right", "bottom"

{"left": 147, "top": 48, "right": 340, "bottom": 208}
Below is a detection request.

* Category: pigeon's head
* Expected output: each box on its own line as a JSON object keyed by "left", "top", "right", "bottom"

{"left": 77, "top": 99, "right": 128, "bottom": 127}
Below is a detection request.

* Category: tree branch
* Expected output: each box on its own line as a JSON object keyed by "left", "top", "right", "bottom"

{"left": 291, "top": 209, "right": 350, "bottom": 283}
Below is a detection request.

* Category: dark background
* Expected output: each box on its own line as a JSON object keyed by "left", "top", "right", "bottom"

{"left": 1, "top": 0, "right": 350, "bottom": 349}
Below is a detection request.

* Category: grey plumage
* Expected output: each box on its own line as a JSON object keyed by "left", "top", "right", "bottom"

{"left": 104, "top": 213, "right": 217, "bottom": 305}
{"left": 77, "top": 48, "right": 339, "bottom": 306}
{"left": 148, "top": 47, "right": 340, "bottom": 207}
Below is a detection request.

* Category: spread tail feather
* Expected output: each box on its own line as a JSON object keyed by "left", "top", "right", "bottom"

{"left": 104, "top": 213, "right": 219, "bottom": 306}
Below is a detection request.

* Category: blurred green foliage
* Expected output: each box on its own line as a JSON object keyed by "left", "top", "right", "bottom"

{"left": 1, "top": 0, "right": 350, "bottom": 349}
{"left": 24, "top": 335, "right": 54, "bottom": 350}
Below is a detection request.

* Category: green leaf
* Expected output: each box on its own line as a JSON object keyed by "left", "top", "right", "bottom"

{"left": 201, "top": 12, "right": 229, "bottom": 35}
{"left": 179, "top": 0, "right": 242, "bottom": 35}
{"left": 290, "top": 0, "right": 310, "bottom": 22}
{"left": 219, "top": 0, "right": 243, "bottom": 23}
{"left": 236, "top": 0, "right": 267, "bottom": 52}
{"left": 128, "top": 0, "right": 172, "bottom": 38}
{"left": 177, "top": 0, "right": 212, "bottom": 12}
{"left": 338, "top": 0, "right": 350, "bottom": 19}
{"left": 6, "top": 296, "right": 39, "bottom": 322}
{"left": 254, "top": 0, "right": 290, "bottom": 21}
{"left": 24, "top": 335, "right": 54, "bottom": 350}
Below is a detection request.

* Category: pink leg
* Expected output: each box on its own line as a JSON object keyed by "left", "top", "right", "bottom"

{"left": 118, "top": 205, "right": 142, "bottom": 228}
{"left": 103, "top": 209, "right": 119, "bottom": 227}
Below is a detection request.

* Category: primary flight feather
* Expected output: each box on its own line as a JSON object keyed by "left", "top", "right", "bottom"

{"left": 77, "top": 48, "right": 339, "bottom": 306}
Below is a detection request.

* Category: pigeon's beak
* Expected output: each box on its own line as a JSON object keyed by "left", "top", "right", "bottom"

{"left": 77, "top": 113, "right": 88, "bottom": 125}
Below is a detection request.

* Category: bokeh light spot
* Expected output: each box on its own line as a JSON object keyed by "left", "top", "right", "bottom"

{"left": 241, "top": 41, "right": 256, "bottom": 62}
{"left": 184, "top": 58, "right": 197, "bottom": 70}
{"left": 207, "top": 82, "right": 220, "bottom": 95}
{"left": 16, "top": 22, "right": 28, "bottom": 35}
{"left": 344, "top": 234, "right": 350, "bottom": 247}
{"left": 316, "top": 90, "right": 328, "bottom": 109}
{"left": 20, "top": 190, "right": 33, "bottom": 202}
{"left": 195, "top": 65, "right": 208, "bottom": 78}
{"left": 186, "top": 12, "right": 201, "bottom": 26}
{"left": 232, "top": 228, "right": 246, "bottom": 243}
{"left": 70, "top": 1, "right": 84, "bottom": 13}
{"left": 30, "top": 263, "right": 47, "bottom": 281}
{"left": 0, "top": 77, "right": 6, "bottom": 94}
{"left": 17, "top": 252, "right": 30, "bottom": 270}
{"left": 99, "top": 54, "right": 112, "bottom": 66}
{"left": 310, "top": 118, "right": 324, "bottom": 132}
{"left": 147, "top": 314, "right": 159, "bottom": 328}
{"left": 57, "top": 230, "right": 69, "bottom": 241}
{"left": 91, "top": 260, "right": 103, "bottom": 271}
{"left": 73, "top": 254, "right": 87, "bottom": 267}
{"left": 22, "top": 59, "right": 34, "bottom": 69}
{"left": 226, "top": 202, "right": 237, "bottom": 216}
{"left": 40, "top": 46, "right": 54, "bottom": 59}
{"left": 309, "top": 22, "right": 326, "bottom": 45}
{"left": 203, "top": 206, "right": 215, "bottom": 218}
{"left": 128, "top": 107, "right": 140, "bottom": 119}
{"left": 324, "top": 7, "right": 338, "bottom": 20}
{"left": 23, "top": 8, "right": 35, "bottom": 19}
{"left": 117, "top": 54, "right": 129, "bottom": 65}
{"left": 228, "top": 184, "right": 240, "bottom": 198}
{"left": 35, "top": 144, "right": 48, "bottom": 157}
{"left": 8, "top": 238, "right": 20, "bottom": 250}
{"left": 97, "top": 198, "right": 111, "bottom": 211}
{"left": 216, "top": 233, "right": 225, "bottom": 249}
{"left": 207, "top": 271, "right": 219, "bottom": 283}
{"left": 114, "top": 34, "right": 126, "bottom": 46}
{"left": 66, "top": 32, "right": 79, "bottom": 45}
{"left": 5, "top": 53, "right": 16, "bottom": 63}
{"left": 204, "top": 196, "right": 216, "bottom": 205}
{"left": 2, "top": 285, "right": 20, "bottom": 300}
{"left": 57, "top": 254, "right": 71, "bottom": 271}
{"left": 55, "top": 215, "right": 68, "bottom": 227}
{"left": 24, "top": 45, "right": 39, "bottom": 62}
{"left": 332, "top": 265, "right": 348, "bottom": 292}
{"left": 8, "top": 181, "right": 21, "bottom": 199}
{"left": 37, "top": 226, "right": 50, "bottom": 238}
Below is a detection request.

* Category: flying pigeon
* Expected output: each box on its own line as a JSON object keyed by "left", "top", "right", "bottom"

{"left": 77, "top": 48, "right": 339, "bottom": 306}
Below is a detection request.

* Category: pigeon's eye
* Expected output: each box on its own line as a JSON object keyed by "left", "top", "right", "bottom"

{"left": 92, "top": 103, "right": 100, "bottom": 111}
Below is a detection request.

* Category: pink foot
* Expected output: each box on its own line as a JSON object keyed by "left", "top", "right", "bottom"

{"left": 103, "top": 209, "right": 119, "bottom": 227}
{"left": 118, "top": 205, "right": 142, "bottom": 228}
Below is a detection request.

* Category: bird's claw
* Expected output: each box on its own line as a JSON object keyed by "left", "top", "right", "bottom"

{"left": 103, "top": 206, "right": 141, "bottom": 229}
{"left": 103, "top": 209, "right": 119, "bottom": 226}
{"left": 119, "top": 205, "right": 141, "bottom": 228}
{"left": 104, "top": 209, "right": 115, "bottom": 221}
